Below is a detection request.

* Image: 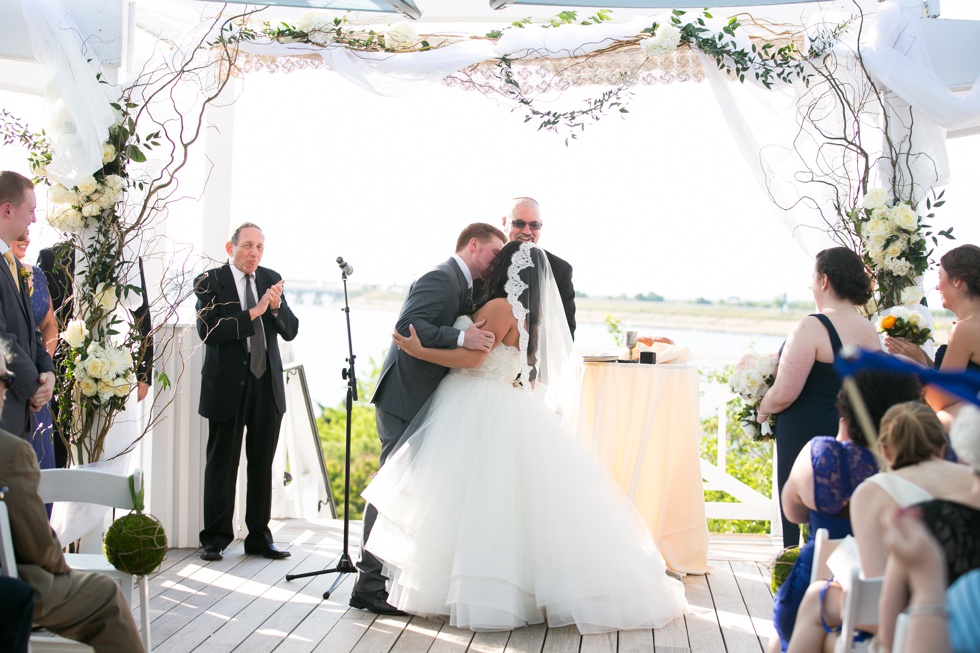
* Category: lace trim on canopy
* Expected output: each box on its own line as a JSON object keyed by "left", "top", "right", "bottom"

{"left": 505, "top": 242, "right": 534, "bottom": 390}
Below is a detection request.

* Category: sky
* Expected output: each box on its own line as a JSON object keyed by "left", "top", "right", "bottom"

{"left": 2, "top": 1, "right": 980, "bottom": 308}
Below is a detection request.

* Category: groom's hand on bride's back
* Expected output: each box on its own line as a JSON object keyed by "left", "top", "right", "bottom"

{"left": 463, "top": 319, "right": 494, "bottom": 351}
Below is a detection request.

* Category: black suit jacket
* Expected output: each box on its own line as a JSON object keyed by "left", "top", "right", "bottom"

{"left": 546, "top": 250, "right": 576, "bottom": 339}
{"left": 372, "top": 257, "right": 469, "bottom": 423}
{"left": 0, "top": 252, "right": 54, "bottom": 437}
{"left": 195, "top": 264, "right": 299, "bottom": 422}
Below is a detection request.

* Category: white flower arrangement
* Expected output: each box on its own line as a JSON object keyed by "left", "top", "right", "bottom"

{"left": 875, "top": 304, "right": 934, "bottom": 347}
{"left": 729, "top": 350, "right": 778, "bottom": 441}
{"left": 385, "top": 22, "right": 421, "bottom": 52}
{"left": 67, "top": 337, "right": 136, "bottom": 404}
{"left": 849, "top": 189, "right": 933, "bottom": 310}
{"left": 640, "top": 23, "right": 682, "bottom": 58}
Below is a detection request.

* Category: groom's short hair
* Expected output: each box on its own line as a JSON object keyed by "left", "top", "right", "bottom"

{"left": 455, "top": 223, "right": 506, "bottom": 252}
{"left": 0, "top": 171, "right": 33, "bottom": 206}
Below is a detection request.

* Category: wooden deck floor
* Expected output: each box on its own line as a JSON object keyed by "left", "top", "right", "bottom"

{"left": 139, "top": 519, "right": 781, "bottom": 653}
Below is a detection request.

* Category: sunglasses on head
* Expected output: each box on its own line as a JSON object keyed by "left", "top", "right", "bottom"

{"left": 511, "top": 220, "right": 542, "bottom": 231}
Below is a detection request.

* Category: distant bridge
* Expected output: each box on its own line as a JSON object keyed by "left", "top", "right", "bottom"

{"left": 282, "top": 279, "right": 345, "bottom": 305}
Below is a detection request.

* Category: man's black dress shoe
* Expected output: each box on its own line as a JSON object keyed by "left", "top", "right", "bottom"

{"left": 349, "top": 589, "right": 408, "bottom": 616}
{"left": 243, "top": 543, "right": 291, "bottom": 560}
{"left": 200, "top": 545, "right": 223, "bottom": 561}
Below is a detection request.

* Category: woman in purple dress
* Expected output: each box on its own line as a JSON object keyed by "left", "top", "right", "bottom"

{"left": 11, "top": 231, "right": 58, "bottom": 470}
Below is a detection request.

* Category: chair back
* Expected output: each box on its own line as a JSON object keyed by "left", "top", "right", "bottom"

{"left": 811, "top": 528, "right": 843, "bottom": 584}
{"left": 0, "top": 501, "right": 18, "bottom": 579}
{"left": 38, "top": 468, "right": 140, "bottom": 509}
{"left": 835, "top": 566, "right": 883, "bottom": 653}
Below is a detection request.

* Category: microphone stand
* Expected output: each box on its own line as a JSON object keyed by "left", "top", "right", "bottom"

{"left": 285, "top": 265, "right": 358, "bottom": 599}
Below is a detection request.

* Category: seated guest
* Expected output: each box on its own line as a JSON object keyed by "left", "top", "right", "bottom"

{"left": 0, "top": 339, "right": 145, "bottom": 653}
{"left": 0, "top": 576, "right": 33, "bottom": 653}
{"left": 879, "top": 506, "right": 980, "bottom": 653}
{"left": 768, "top": 370, "right": 923, "bottom": 653}
{"left": 885, "top": 245, "right": 980, "bottom": 428}
{"left": 877, "top": 404, "right": 980, "bottom": 652}
{"left": 786, "top": 401, "right": 973, "bottom": 652}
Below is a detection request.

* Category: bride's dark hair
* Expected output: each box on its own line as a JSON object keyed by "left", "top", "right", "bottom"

{"left": 475, "top": 240, "right": 545, "bottom": 368}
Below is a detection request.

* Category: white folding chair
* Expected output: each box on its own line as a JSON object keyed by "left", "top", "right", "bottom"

{"left": 811, "top": 528, "right": 844, "bottom": 584}
{"left": 0, "top": 500, "right": 95, "bottom": 652}
{"left": 39, "top": 468, "right": 152, "bottom": 652}
{"left": 835, "top": 566, "right": 883, "bottom": 653}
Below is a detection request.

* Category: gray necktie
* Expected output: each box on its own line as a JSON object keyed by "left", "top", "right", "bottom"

{"left": 245, "top": 274, "right": 267, "bottom": 378}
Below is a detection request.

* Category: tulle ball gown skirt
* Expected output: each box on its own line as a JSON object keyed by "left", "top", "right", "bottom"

{"left": 363, "top": 371, "right": 689, "bottom": 634}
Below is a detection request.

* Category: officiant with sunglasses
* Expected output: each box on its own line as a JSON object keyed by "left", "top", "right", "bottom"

{"left": 497, "top": 197, "right": 576, "bottom": 338}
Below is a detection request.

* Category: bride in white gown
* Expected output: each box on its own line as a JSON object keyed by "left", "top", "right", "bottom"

{"left": 361, "top": 241, "right": 688, "bottom": 634}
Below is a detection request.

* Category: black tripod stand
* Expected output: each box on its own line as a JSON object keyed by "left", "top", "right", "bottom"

{"left": 285, "top": 258, "right": 358, "bottom": 599}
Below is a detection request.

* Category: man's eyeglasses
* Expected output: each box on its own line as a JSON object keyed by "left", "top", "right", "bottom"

{"left": 511, "top": 220, "right": 543, "bottom": 231}
{"left": 0, "top": 372, "right": 15, "bottom": 390}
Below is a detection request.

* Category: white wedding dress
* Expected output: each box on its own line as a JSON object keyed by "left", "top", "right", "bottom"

{"left": 362, "top": 316, "right": 689, "bottom": 634}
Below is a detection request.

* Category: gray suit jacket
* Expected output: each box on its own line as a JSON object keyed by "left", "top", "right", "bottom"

{"left": 0, "top": 255, "right": 54, "bottom": 438}
{"left": 371, "top": 257, "right": 469, "bottom": 423}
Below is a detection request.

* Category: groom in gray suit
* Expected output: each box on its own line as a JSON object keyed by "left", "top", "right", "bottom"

{"left": 0, "top": 172, "right": 55, "bottom": 439}
{"left": 351, "top": 222, "right": 506, "bottom": 615}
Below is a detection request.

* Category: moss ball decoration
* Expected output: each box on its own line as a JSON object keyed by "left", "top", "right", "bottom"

{"left": 104, "top": 512, "right": 168, "bottom": 576}
{"left": 771, "top": 546, "right": 801, "bottom": 593}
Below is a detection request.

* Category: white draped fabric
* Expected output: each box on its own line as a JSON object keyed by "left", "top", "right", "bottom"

{"left": 21, "top": 0, "right": 115, "bottom": 188}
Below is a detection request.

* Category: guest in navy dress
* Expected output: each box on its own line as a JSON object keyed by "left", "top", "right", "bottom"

{"left": 759, "top": 247, "right": 881, "bottom": 548}
{"left": 886, "top": 244, "right": 980, "bottom": 428}
{"left": 767, "top": 370, "right": 923, "bottom": 653}
{"left": 10, "top": 231, "right": 57, "bottom": 470}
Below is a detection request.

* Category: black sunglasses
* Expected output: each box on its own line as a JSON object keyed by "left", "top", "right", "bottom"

{"left": 0, "top": 372, "right": 14, "bottom": 389}
{"left": 511, "top": 219, "right": 543, "bottom": 231}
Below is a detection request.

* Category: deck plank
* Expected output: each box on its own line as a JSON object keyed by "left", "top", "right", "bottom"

{"left": 541, "top": 625, "right": 579, "bottom": 653}
{"left": 704, "top": 560, "right": 763, "bottom": 653}
{"left": 468, "top": 630, "right": 512, "bottom": 652}
{"left": 618, "top": 629, "right": 654, "bottom": 653}
{"left": 580, "top": 631, "right": 617, "bottom": 653}
{"left": 504, "top": 623, "right": 546, "bottom": 653}
{"left": 731, "top": 560, "right": 777, "bottom": 651}
{"left": 677, "top": 573, "right": 721, "bottom": 653}
{"left": 428, "top": 624, "right": 475, "bottom": 653}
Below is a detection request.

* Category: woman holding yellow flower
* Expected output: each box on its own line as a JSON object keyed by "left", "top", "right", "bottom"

{"left": 887, "top": 245, "right": 980, "bottom": 427}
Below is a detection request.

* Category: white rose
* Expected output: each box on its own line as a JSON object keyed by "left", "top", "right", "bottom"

{"left": 104, "top": 175, "right": 125, "bottom": 192}
{"left": 81, "top": 201, "right": 101, "bottom": 218}
{"left": 48, "top": 184, "right": 75, "bottom": 206}
{"left": 742, "top": 422, "right": 759, "bottom": 438}
{"left": 85, "top": 356, "right": 110, "bottom": 380}
{"left": 908, "top": 312, "right": 921, "bottom": 326}
{"left": 885, "top": 257, "right": 913, "bottom": 276}
{"left": 111, "top": 374, "right": 132, "bottom": 398}
{"left": 866, "top": 217, "right": 892, "bottom": 239}
{"left": 97, "top": 378, "right": 114, "bottom": 401}
{"left": 888, "top": 203, "right": 919, "bottom": 232}
{"left": 102, "top": 142, "right": 117, "bottom": 164}
{"left": 75, "top": 176, "right": 98, "bottom": 196}
{"left": 97, "top": 190, "right": 118, "bottom": 211}
{"left": 61, "top": 319, "right": 89, "bottom": 348}
{"left": 50, "top": 207, "right": 84, "bottom": 233}
{"left": 864, "top": 188, "right": 889, "bottom": 211}
{"left": 111, "top": 105, "right": 124, "bottom": 127}
{"left": 94, "top": 282, "right": 118, "bottom": 312}
{"left": 892, "top": 306, "right": 911, "bottom": 321}
{"left": 77, "top": 375, "right": 99, "bottom": 397}
{"left": 386, "top": 22, "right": 420, "bottom": 51}
{"left": 754, "top": 355, "right": 774, "bottom": 378}
{"left": 742, "top": 370, "right": 764, "bottom": 397}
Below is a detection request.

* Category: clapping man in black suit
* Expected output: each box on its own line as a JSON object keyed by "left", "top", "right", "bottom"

{"left": 195, "top": 222, "right": 299, "bottom": 562}
{"left": 350, "top": 223, "right": 505, "bottom": 615}
{"left": 500, "top": 197, "right": 576, "bottom": 338}
{"left": 0, "top": 172, "right": 55, "bottom": 440}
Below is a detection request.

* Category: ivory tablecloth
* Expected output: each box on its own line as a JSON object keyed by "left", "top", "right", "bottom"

{"left": 576, "top": 362, "right": 711, "bottom": 574}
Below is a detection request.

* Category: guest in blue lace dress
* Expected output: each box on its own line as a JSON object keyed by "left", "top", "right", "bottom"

{"left": 886, "top": 245, "right": 980, "bottom": 428}
{"left": 759, "top": 247, "right": 881, "bottom": 548}
{"left": 767, "top": 369, "right": 923, "bottom": 653}
{"left": 10, "top": 232, "right": 58, "bottom": 470}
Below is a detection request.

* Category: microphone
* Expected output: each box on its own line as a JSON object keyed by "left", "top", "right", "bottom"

{"left": 336, "top": 257, "right": 353, "bottom": 276}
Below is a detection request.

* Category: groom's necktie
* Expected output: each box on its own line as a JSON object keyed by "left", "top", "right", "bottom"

{"left": 3, "top": 251, "right": 20, "bottom": 292}
{"left": 245, "top": 274, "right": 267, "bottom": 378}
{"left": 466, "top": 285, "right": 474, "bottom": 313}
